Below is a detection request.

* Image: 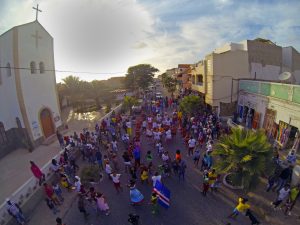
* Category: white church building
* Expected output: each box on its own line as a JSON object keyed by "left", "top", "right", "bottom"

{"left": 0, "top": 20, "right": 62, "bottom": 158}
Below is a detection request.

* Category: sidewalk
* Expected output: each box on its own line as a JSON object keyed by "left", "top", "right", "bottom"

{"left": 0, "top": 107, "right": 105, "bottom": 204}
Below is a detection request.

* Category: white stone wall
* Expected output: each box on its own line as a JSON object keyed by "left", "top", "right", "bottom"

{"left": 210, "top": 50, "right": 249, "bottom": 106}
{"left": 250, "top": 63, "right": 281, "bottom": 80}
{"left": 17, "top": 22, "right": 62, "bottom": 140}
{"left": 0, "top": 29, "right": 24, "bottom": 130}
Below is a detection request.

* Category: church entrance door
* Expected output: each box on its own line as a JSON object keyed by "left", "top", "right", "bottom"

{"left": 40, "top": 108, "right": 55, "bottom": 138}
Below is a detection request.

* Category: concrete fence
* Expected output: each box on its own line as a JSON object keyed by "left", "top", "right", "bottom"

{"left": 0, "top": 103, "right": 123, "bottom": 225}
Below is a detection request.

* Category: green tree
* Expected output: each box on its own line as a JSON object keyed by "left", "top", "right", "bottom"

{"left": 163, "top": 75, "right": 177, "bottom": 95}
{"left": 123, "top": 96, "right": 138, "bottom": 115}
{"left": 124, "top": 64, "right": 159, "bottom": 92}
{"left": 212, "top": 128, "right": 273, "bottom": 190}
{"left": 179, "top": 95, "right": 204, "bottom": 116}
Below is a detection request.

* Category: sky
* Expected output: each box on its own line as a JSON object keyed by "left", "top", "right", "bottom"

{"left": 0, "top": 0, "right": 299, "bottom": 82}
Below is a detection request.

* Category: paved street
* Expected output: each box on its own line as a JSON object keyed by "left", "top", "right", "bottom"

{"left": 29, "top": 131, "right": 249, "bottom": 225}
{"left": 25, "top": 84, "right": 300, "bottom": 225}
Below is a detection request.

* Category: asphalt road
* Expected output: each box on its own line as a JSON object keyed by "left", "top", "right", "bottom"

{"left": 61, "top": 87, "right": 250, "bottom": 225}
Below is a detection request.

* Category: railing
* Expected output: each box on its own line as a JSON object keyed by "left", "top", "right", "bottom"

{"left": 0, "top": 103, "right": 122, "bottom": 225}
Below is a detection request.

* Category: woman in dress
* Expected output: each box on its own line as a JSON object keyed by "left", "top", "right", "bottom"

{"left": 128, "top": 180, "right": 144, "bottom": 205}
{"left": 96, "top": 193, "right": 110, "bottom": 216}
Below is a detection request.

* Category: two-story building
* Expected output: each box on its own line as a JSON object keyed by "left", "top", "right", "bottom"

{"left": 190, "top": 38, "right": 300, "bottom": 116}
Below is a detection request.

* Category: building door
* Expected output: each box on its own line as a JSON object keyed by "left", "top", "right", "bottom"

{"left": 40, "top": 108, "right": 55, "bottom": 138}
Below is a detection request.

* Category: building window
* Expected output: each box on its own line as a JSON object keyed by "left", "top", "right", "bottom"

{"left": 39, "top": 62, "right": 45, "bottom": 74}
{"left": 30, "top": 61, "right": 37, "bottom": 74}
{"left": 197, "top": 74, "right": 203, "bottom": 85}
{"left": 0, "top": 122, "right": 8, "bottom": 144}
{"left": 6, "top": 63, "right": 11, "bottom": 77}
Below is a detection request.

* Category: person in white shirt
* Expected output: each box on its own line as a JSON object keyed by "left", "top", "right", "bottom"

{"left": 188, "top": 137, "right": 196, "bottom": 156}
{"left": 206, "top": 140, "right": 213, "bottom": 153}
{"left": 156, "top": 114, "right": 162, "bottom": 122}
{"left": 165, "top": 129, "right": 172, "bottom": 142}
{"left": 110, "top": 172, "right": 123, "bottom": 193}
{"left": 105, "top": 164, "right": 112, "bottom": 179}
{"left": 147, "top": 116, "right": 152, "bottom": 125}
{"left": 111, "top": 140, "right": 118, "bottom": 152}
{"left": 162, "top": 151, "right": 170, "bottom": 163}
{"left": 153, "top": 130, "right": 161, "bottom": 142}
{"left": 74, "top": 176, "right": 82, "bottom": 192}
{"left": 156, "top": 141, "right": 163, "bottom": 155}
{"left": 152, "top": 172, "right": 162, "bottom": 187}
{"left": 272, "top": 185, "right": 290, "bottom": 208}
{"left": 146, "top": 128, "right": 153, "bottom": 138}
{"left": 165, "top": 118, "right": 171, "bottom": 127}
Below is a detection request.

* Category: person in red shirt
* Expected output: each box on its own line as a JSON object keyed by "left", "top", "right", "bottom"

{"left": 30, "top": 161, "right": 45, "bottom": 186}
{"left": 175, "top": 150, "right": 181, "bottom": 161}
{"left": 44, "top": 183, "right": 60, "bottom": 205}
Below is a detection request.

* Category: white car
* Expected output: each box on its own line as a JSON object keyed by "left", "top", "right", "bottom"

{"left": 156, "top": 92, "right": 163, "bottom": 99}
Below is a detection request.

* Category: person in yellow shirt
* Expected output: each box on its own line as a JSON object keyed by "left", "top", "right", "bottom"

{"left": 208, "top": 169, "right": 218, "bottom": 191}
{"left": 228, "top": 197, "right": 250, "bottom": 219}
{"left": 141, "top": 168, "right": 149, "bottom": 185}
{"left": 178, "top": 111, "right": 183, "bottom": 123}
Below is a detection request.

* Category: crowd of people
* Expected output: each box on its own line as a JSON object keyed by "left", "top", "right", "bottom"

{"left": 5, "top": 87, "right": 300, "bottom": 225}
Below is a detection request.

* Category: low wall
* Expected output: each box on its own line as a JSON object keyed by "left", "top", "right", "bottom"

{"left": 0, "top": 104, "right": 122, "bottom": 225}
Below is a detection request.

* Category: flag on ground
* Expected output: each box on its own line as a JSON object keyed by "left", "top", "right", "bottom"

{"left": 153, "top": 181, "right": 170, "bottom": 208}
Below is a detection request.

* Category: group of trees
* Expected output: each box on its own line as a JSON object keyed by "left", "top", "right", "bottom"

{"left": 124, "top": 64, "right": 159, "bottom": 92}
{"left": 58, "top": 64, "right": 159, "bottom": 112}
{"left": 57, "top": 75, "right": 118, "bottom": 112}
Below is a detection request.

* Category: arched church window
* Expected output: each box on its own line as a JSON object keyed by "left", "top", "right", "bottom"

{"left": 0, "top": 122, "right": 8, "bottom": 144}
{"left": 6, "top": 63, "right": 12, "bottom": 77}
{"left": 30, "top": 61, "right": 37, "bottom": 74}
{"left": 39, "top": 62, "right": 45, "bottom": 74}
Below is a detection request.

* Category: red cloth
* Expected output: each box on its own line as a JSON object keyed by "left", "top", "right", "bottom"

{"left": 31, "top": 164, "right": 43, "bottom": 179}
{"left": 44, "top": 185, "right": 54, "bottom": 198}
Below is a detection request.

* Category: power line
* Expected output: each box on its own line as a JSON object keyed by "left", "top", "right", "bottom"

{"left": 0, "top": 66, "right": 126, "bottom": 75}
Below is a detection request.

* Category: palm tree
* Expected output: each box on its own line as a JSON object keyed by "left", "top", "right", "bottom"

{"left": 62, "top": 75, "right": 84, "bottom": 107}
{"left": 212, "top": 128, "right": 273, "bottom": 190}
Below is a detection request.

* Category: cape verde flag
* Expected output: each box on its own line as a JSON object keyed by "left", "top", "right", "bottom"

{"left": 153, "top": 181, "right": 171, "bottom": 208}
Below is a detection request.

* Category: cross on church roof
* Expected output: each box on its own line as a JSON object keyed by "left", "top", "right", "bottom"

{"left": 32, "top": 4, "right": 42, "bottom": 21}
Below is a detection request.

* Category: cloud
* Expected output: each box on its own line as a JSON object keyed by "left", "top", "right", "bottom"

{"left": 1, "top": 0, "right": 299, "bottom": 81}
{"left": 139, "top": 0, "right": 300, "bottom": 73}
{"left": 132, "top": 42, "right": 148, "bottom": 49}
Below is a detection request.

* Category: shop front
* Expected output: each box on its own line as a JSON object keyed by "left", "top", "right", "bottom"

{"left": 237, "top": 92, "right": 267, "bottom": 130}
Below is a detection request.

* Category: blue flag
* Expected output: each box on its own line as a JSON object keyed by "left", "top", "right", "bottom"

{"left": 153, "top": 181, "right": 171, "bottom": 208}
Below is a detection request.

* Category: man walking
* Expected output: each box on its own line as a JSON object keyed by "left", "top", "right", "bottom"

{"left": 6, "top": 199, "right": 27, "bottom": 225}
{"left": 111, "top": 172, "right": 123, "bottom": 193}
{"left": 178, "top": 159, "right": 187, "bottom": 182}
